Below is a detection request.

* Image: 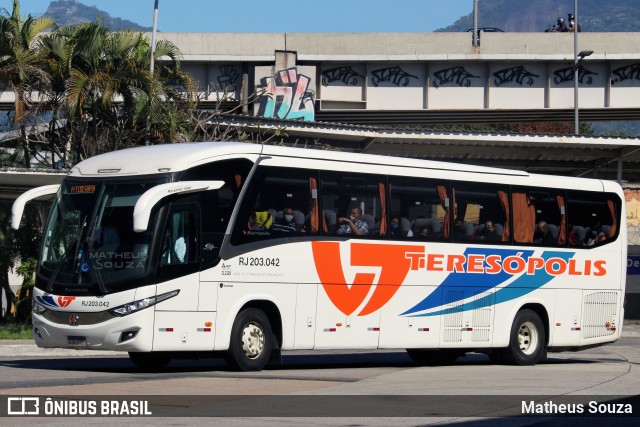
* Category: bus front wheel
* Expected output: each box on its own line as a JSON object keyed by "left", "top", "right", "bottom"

{"left": 128, "top": 351, "right": 172, "bottom": 371}
{"left": 225, "top": 308, "right": 273, "bottom": 371}
{"left": 503, "top": 309, "right": 546, "bottom": 366}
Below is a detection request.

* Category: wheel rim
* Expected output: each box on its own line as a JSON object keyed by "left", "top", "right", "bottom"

{"left": 518, "top": 321, "right": 539, "bottom": 355}
{"left": 241, "top": 321, "right": 265, "bottom": 359}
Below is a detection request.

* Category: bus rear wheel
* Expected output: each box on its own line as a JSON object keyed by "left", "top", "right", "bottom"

{"left": 406, "top": 349, "right": 462, "bottom": 366}
{"left": 503, "top": 309, "right": 546, "bottom": 366}
{"left": 128, "top": 351, "right": 172, "bottom": 371}
{"left": 225, "top": 308, "right": 273, "bottom": 371}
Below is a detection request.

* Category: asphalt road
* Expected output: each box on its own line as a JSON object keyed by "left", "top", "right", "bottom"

{"left": 0, "top": 327, "right": 639, "bottom": 426}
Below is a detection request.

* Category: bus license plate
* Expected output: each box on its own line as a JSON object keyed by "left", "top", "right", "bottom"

{"left": 67, "top": 336, "right": 87, "bottom": 347}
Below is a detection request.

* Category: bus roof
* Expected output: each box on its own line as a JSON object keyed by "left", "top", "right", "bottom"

{"left": 70, "top": 141, "right": 529, "bottom": 178}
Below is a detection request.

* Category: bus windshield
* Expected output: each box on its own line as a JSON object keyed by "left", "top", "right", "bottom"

{"left": 37, "top": 178, "right": 167, "bottom": 295}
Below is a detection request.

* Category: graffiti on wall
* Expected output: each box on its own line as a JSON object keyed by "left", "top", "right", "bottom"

{"left": 257, "top": 68, "right": 315, "bottom": 121}
{"left": 553, "top": 67, "right": 598, "bottom": 85}
{"left": 432, "top": 66, "right": 480, "bottom": 88}
{"left": 216, "top": 65, "right": 240, "bottom": 93}
{"left": 370, "top": 66, "right": 418, "bottom": 87}
{"left": 321, "top": 66, "right": 364, "bottom": 86}
{"left": 611, "top": 63, "right": 640, "bottom": 85}
{"left": 493, "top": 66, "right": 539, "bottom": 87}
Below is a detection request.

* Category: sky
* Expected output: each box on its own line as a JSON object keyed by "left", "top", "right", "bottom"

{"left": 6, "top": 0, "right": 474, "bottom": 32}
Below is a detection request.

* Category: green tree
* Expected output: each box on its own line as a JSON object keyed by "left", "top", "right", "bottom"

{"left": 0, "top": 0, "right": 54, "bottom": 168}
{"left": 35, "top": 25, "right": 75, "bottom": 167}
{"left": 0, "top": 201, "right": 42, "bottom": 323}
{"left": 37, "top": 21, "right": 196, "bottom": 165}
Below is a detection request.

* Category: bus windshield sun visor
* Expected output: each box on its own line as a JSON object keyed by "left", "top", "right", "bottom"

{"left": 133, "top": 180, "right": 225, "bottom": 232}
{"left": 11, "top": 184, "right": 60, "bottom": 230}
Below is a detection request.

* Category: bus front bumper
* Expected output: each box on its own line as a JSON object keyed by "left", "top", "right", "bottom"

{"left": 32, "top": 308, "right": 154, "bottom": 353}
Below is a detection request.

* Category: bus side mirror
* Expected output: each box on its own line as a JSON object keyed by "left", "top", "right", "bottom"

{"left": 133, "top": 181, "right": 225, "bottom": 232}
{"left": 11, "top": 185, "right": 60, "bottom": 230}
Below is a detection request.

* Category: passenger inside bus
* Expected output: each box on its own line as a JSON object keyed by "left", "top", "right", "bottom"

{"left": 389, "top": 216, "right": 402, "bottom": 239}
{"left": 415, "top": 225, "right": 431, "bottom": 240}
{"left": 271, "top": 207, "right": 297, "bottom": 234}
{"left": 586, "top": 222, "right": 607, "bottom": 246}
{"left": 535, "top": 221, "right": 557, "bottom": 245}
{"left": 476, "top": 220, "right": 501, "bottom": 242}
{"left": 337, "top": 207, "right": 369, "bottom": 236}
{"left": 247, "top": 211, "right": 273, "bottom": 231}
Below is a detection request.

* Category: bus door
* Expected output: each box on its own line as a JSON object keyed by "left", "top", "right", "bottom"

{"left": 153, "top": 202, "right": 214, "bottom": 351}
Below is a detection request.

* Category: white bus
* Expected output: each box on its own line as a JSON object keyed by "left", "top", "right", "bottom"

{"left": 12, "top": 142, "right": 626, "bottom": 371}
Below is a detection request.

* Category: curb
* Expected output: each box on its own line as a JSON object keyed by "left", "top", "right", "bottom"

{"left": 0, "top": 344, "right": 121, "bottom": 358}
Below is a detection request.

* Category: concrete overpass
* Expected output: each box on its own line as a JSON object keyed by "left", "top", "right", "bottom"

{"left": 4, "top": 32, "right": 640, "bottom": 123}
{"left": 147, "top": 31, "right": 640, "bottom": 124}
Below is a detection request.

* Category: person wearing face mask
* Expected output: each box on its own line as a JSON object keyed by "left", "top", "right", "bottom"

{"left": 337, "top": 207, "right": 369, "bottom": 236}
{"left": 271, "top": 207, "right": 298, "bottom": 234}
{"left": 390, "top": 216, "right": 402, "bottom": 238}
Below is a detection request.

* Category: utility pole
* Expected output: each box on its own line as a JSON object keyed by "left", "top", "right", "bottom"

{"left": 150, "top": 0, "right": 159, "bottom": 75}
{"left": 472, "top": 0, "right": 479, "bottom": 47}
{"left": 573, "top": 0, "right": 579, "bottom": 134}
{"left": 147, "top": 0, "right": 159, "bottom": 145}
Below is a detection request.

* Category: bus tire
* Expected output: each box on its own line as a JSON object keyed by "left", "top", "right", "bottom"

{"left": 225, "top": 308, "right": 273, "bottom": 371}
{"left": 406, "top": 349, "right": 462, "bottom": 366}
{"left": 503, "top": 309, "right": 546, "bottom": 366}
{"left": 128, "top": 352, "right": 172, "bottom": 371}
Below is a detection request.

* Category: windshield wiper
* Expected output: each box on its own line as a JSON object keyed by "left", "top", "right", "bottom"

{"left": 45, "top": 210, "right": 91, "bottom": 293}
{"left": 45, "top": 224, "right": 83, "bottom": 293}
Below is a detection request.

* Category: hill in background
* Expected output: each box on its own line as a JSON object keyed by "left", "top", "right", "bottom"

{"left": 437, "top": 0, "right": 640, "bottom": 32}
{"left": 46, "top": 0, "right": 152, "bottom": 31}
{"left": 41, "top": 0, "right": 640, "bottom": 34}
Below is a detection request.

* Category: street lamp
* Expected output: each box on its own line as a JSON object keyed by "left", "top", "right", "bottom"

{"left": 574, "top": 49, "right": 592, "bottom": 135}
{"left": 573, "top": 0, "right": 593, "bottom": 135}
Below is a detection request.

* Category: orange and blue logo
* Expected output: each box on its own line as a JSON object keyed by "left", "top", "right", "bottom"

{"left": 35, "top": 295, "right": 76, "bottom": 309}
{"left": 312, "top": 242, "right": 605, "bottom": 317}
{"left": 311, "top": 242, "right": 423, "bottom": 316}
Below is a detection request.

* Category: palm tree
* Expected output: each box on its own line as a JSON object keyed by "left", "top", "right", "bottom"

{"left": 137, "top": 38, "right": 198, "bottom": 144}
{"left": 49, "top": 22, "right": 196, "bottom": 161}
{"left": 36, "top": 26, "right": 75, "bottom": 168}
{"left": 0, "top": 0, "right": 54, "bottom": 168}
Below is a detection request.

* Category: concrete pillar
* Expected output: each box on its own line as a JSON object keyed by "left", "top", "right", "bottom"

{"left": 275, "top": 50, "right": 297, "bottom": 71}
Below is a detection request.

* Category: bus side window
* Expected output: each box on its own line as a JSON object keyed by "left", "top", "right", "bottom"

{"left": 321, "top": 172, "right": 382, "bottom": 238}
{"left": 160, "top": 208, "right": 198, "bottom": 265}
{"left": 567, "top": 191, "right": 621, "bottom": 247}
{"left": 454, "top": 182, "right": 510, "bottom": 244}
{"left": 180, "top": 158, "right": 253, "bottom": 235}
{"left": 231, "top": 166, "right": 319, "bottom": 245}
{"left": 389, "top": 177, "right": 449, "bottom": 241}
{"left": 513, "top": 189, "right": 565, "bottom": 246}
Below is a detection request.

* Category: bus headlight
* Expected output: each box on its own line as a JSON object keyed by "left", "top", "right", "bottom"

{"left": 108, "top": 290, "right": 180, "bottom": 317}
{"left": 32, "top": 300, "right": 47, "bottom": 315}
